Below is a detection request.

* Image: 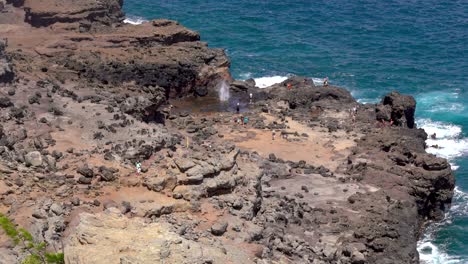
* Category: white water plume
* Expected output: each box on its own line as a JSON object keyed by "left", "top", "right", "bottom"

{"left": 218, "top": 80, "right": 230, "bottom": 101}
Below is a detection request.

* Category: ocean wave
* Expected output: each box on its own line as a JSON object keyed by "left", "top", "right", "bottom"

{"left": 416, "top": 91, "right": 465, "bottom": 115}
{"left": 418, "top": 241, "right": 462, "bottom": 264}
{"left": 416, "top": 118, "right": 468, "bottom": 264}
{"left": 123, "top": 16, "right": 147, "bottom": 25}
{"left": 253, "top": 76, "right": 288, "bottom": 88}
{"left": 252, "top": 75, "right": 326, "bottom": 88}
{"left": 417, "top": 119, "right": 468, "bottom": 160}
{"left": 417, "top": 187, "right": 468, "bottom": 264}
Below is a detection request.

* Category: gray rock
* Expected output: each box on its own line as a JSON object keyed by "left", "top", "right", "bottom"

{"left": 25, "top": 151, "right": 43, "bottom": 167}
{"left": 174, "top": 158, "right": 196, "bottom": 172}
{"left": 186, "top": 164, "right": 216, "bottom": 178}
{"left": 49, "top": 203, "right": 64, "bottom": 216}
{"left": 211, "top": 221, "right": 228, "bottom": 236}
{"left": 78, "top": 176, "right": 92, "bottom": 184}
{"left": 77, "top": 165, "right": 94, "bottom": 178}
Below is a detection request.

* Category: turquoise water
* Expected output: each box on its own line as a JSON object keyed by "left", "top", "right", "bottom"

{"left": 123, "top": 0, "right": 468, "bottom": 262}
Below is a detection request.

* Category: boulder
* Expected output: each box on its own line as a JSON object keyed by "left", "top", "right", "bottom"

{"left": 0, "top": 97, "right": 12, "bottom": 108}
{"left": 174, "top": 158, "right": 196, "bottom": 172}
{"left": 211, "top": 221, "right": 228, "bottom": 236}
{"left": 24, "top": 151, "right": 43, "bottom": 167}
{"left": 99, "top": 166, "right": 117, "bottom": 181}
{"left": 77, "top": 165, "right": 94, "bottom": 178}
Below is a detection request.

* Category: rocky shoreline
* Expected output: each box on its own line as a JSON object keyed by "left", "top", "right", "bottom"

{"left": 0, "top": 1, "right": 455, "bottom": 263}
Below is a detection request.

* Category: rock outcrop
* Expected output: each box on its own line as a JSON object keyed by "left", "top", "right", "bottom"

{"left": 377, "top": 91, "right": 416, "bottom": 128}
{"left": 65, "top": 208, "right": 256, "bottom": 264}
{"left": 23, "top": 0, "right": 124, "bottom": 28}
{"left": 0, "top": 1, "right": 454, "bottom": 264}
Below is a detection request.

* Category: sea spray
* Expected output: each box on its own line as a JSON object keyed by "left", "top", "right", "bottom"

{"left": 218, "top": 80, "right": 230, "bottom": 101}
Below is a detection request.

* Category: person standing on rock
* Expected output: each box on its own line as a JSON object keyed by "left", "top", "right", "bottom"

{"left": 136, "top": 161, "right": 141, "bottom": 176}
{"left": 272, "top": 130, "right": 276, "bottom": 140}
{"left": 249, "top": 93, "right": 253, "bottom": 104}
{"left": 243, "top": 116, "right": 249, "bottom": 127}
{"left": 236, "top": 102, "right": 240, "bottom": 114}
{"left": 323, "top": 77, "right": 329, "bottom": 87}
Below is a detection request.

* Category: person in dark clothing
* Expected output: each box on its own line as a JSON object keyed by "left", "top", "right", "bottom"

{"left": 236, "top": 102, "right": 240, "bottom": 114}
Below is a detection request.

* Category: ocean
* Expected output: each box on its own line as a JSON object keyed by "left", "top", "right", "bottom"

{"left": 123, "top": 1, "right": 468, "bottom": 263}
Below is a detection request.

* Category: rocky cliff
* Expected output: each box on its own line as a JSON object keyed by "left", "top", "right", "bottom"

{"left": 0, "top": 1, "right": 454, "bottom": 264}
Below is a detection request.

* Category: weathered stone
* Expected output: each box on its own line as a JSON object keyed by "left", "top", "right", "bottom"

{"left": 25, "top": 151, "right": 43, "bottom": 167}
{"left": 211, "top": 221, "right": 228, "bottom": 236}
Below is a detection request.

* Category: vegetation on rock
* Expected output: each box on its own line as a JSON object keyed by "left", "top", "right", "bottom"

{"left": 0, "top": 213, "right": 64, "bottom": 264}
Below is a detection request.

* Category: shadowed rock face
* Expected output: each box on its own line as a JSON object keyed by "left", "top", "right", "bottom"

{"left": 0, "top": 40, "right": 14, "bottom": 83}
{"left": 379, "top": 91, "right": 416, "bottom": 128}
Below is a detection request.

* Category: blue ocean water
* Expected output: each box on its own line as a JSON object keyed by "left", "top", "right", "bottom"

{"left": 123, "top": 0, "right": 468, "bottom": 262}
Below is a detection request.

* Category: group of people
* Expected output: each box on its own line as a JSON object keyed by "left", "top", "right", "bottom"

{"left": 271, "top": 131, "right": 288, "bottom": 141}
{"left": 234, "top": 114, "right": 249, "bottom": 126}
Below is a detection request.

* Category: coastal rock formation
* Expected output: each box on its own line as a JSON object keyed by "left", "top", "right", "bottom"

{"left": 23, "top": 0, "right": 124, "bottom": 28}
{"left": 376, "top": 91, "right": 416, "bottom": 128}
{"left": 0, "top": 1, "right": 454, "bottom": 264}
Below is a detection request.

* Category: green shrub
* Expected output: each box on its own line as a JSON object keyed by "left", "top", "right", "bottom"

{"left": 0, "top": 213, "right": 64, "bottom": 264}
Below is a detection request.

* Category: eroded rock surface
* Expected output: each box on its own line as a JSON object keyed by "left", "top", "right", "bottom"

{"left": 0, "top": 1, "right": 454, "bottom": 264}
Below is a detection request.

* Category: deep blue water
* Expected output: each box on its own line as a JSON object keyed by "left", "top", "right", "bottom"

{"left": 123, "top": 1, "right": 468, "bottom": 262}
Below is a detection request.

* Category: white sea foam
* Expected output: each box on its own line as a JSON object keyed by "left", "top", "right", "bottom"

{"left": 417, "top": 187, "right": 468, "bottom": 264}
{"left": 417, "top": 119, "right": 468, "bottom": 160}
{"left": 123, "top": 16, "right": 147, "bottom": 25}
{"left": 253, "top": 76, "right": 288, "bottom": 88}
{"left": 417, "top": 241, "right": 461, "bottom": 264}
{"left": 252, "top": 75, "right": 327, "bottom": 88}
{"left": 416, "top": 119, "right": 468, "bottom": 263}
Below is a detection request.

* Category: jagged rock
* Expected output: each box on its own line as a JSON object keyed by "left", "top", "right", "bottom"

{"left": 381, "top": 91, "right": 416, "bottom": 128}
{"left": 24, "top": 151, "right": 43, "bottom": 167}
{"left": 99, "top": 166, "right": 117, "bottom": 181}
{"left": 77, "top": 165, "right": 94, "bottom": 178}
